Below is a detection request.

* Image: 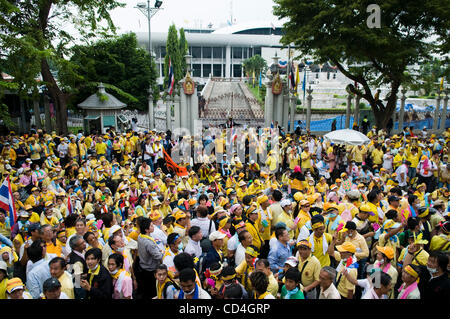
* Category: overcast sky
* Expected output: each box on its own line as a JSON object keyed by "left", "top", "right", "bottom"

{"left": 109, "top": 0, "right": 279, "bottom": 33}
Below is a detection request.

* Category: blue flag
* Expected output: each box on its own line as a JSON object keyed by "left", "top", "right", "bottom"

{"left": 259, "top": 72, "right": 262, "bottom": 88}
{"left": 302, "top": 69, "right": 306, "bottom": 99}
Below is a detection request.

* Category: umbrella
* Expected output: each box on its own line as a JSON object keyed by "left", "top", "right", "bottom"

{"left": 323, "top": 129, "right": 370, "bottom": 146}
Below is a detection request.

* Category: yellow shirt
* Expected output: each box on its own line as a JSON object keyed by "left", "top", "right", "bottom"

{"left": 267, "top": 273, "right": 279, "bottom": 298}
{"left": 235, "top": 260, "right": 254, "bottom": 291}
{"left": 0, "top": 278, "right": 7, "bottom": 300}
{"left": 398, "top": 247, "right": 429, "bottom": 267}
{"left": 371, "top": 149, "right": 384, "bottom": 165}
{"left": 297, "top": 254, "right": 321, "bottom": 287}
{"left": 95, "top": 142, "right": 107, "bottom": 155}
{"left": 334, "top": 251, "right": 358, "bottom": 298}
{"left": 309, "top": 233, "right": 332, "bottom": 267}
{"left": 68, "top": 143, "right": 78, "bottom": 157}
{"left": 58, "top": 271, "right": 75, "bottom": 299}
{"left": 245, "top": 220, "right": 263, "bottom": 250}
{"left": 301, "top": 151, "right": 312, "bottom": 169}
{"left": 351, "top": 146, "right": 366, "bottom": 163}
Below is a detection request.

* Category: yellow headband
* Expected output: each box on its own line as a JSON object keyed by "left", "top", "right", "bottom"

{"left": 404, "top": 265, "right": 420, "bottom": 282}
{"left": 312, "top": 222, "right": 324, "bottom": 230}
{"left": 245, "top": 246, "right": 259, "bottom": 258}
{"left": 221, "top": 274, "right": 236, "bottom": 281}
{"left": 418, "top": 208, "right": 429, "bottom": 218}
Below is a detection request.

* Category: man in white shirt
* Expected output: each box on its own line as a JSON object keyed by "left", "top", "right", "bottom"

{"left": 361, "top": 271, "right": 392, "bottom": 299}
{"left": 382, "top": 150, "right": 394, "bottom": 173}
{"left": 190, "top": 205, "right": 215, "bottom": 240}
{"left": 184, "top": 226, "right": 203, "bottom": 259}
{"left": 234, "top": 230, "right": 253, "bottom": 268}
{"left": 319, "top": 266, "right": 341, "bottom": 299}
{"left": 395, "top": 160, "right": 410, "bottom": 190}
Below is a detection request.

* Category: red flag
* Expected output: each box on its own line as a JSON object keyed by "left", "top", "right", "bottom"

{"left": 67, "top": 195, "right": 73, "bottom": 215}
{"left": 163, "top": 148, "right": 188, "bottom": 177}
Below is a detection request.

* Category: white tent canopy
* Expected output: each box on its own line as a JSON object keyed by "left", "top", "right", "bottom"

{"left": 323, "top": 129, "right": 370, "bottom": 146}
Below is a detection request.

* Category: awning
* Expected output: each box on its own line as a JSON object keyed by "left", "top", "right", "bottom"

{"left": 84, "top": 115, "right": 100, "bottom": 120}
{"left": 118, "top": 115, "right": 129, "bottom": 124}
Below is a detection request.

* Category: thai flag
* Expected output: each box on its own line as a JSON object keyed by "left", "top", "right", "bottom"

{"left": 0, "top": 176, "right": 17, "bottom": 229}
{"left": 289, "top": 63, "right": 296, "bottom": 89}
{"left": 231, "top": 127, "right": 237, "bottom": 142}
{"left": 67, "top": 195, "right": 73, "bottom": 215}
{"left": 167, "top": 57, "right": 174, "bottom": 96}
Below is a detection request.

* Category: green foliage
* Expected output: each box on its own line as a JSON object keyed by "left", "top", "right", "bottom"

{"left": 164, "top": 24, "right": 182, "bottom": 97}
{"left": 246, "top": 83, "right": 265, "bottom": 106}
{"left": 0, "top": 0, "right": 126, "bottom": 134}
{"left": 273, "top": 0, "right": 450, "bottom": 128}
{"left": 179, "top": 28, "right": 188, "bottom": 76}
{"left": 68, "top": 33, "right": 158, "bottom": 111}
{"left": 404, "top": 58, "right": 449, "bottom": 95}
{"left": 243, "top": 55, "right": 268, "bottom": 78}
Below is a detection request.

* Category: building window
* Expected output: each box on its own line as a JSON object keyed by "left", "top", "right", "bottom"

{"left": 202, "top": 47, "right": 212, "bottom": 59}
{"left": 193, "top": 64, "right": 201, "bottom": 77}
{"left": 160, "top": 46, "right": 166, "bottom": 58}
{"left": 232, "top": 47, "right": 242, "bottom": 59}
{"left": 203, "top": 64, "right": 212, "bottom": 77}
{"left": 243, "top": 48, "right": 248, "bottom": 59}
{"left": 254, "top": 47, "right": 261, "bottom": 56}
{"left": 213, "top": 47, "right": 223, "bottom": 59}
{"left": 233, "top": 64, "right": 242, "bottom": 78}
{"left": 213, "top": 64, "right": 222, "bottom": 77}
{"left": 191, "top": 47, "right": 201, "bottom": 59}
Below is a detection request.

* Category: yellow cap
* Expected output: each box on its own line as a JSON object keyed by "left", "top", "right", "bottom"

{"left": 336, "top": 241, "right": 356, "bottom": 254}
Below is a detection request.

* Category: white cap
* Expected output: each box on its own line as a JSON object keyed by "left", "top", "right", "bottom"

{"left": 0, "top": 260, "right": 7, "bottom": 272}
{"left": 86, "top": 214, "right": 96, "bottom": 221}
{"left": 280, "top": 199, "right": 292, "bottom": 208}
{"left": 109, "top": 225, "right": 122, "bottom": 237}
{"left": 209, "top": 231, "right": 226, "bottom": 241}
{"left": 285, "top": 256, "right": 298, "bottom": 267}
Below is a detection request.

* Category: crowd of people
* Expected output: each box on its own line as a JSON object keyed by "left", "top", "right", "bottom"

{"left": 0, "top": 123, "right": 449, "bottom": 300}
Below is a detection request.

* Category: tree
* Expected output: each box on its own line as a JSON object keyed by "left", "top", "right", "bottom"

{"left": 243, "top": 55, "right": 268, "bottom": 78}
{"left": 179, "top": 28, "right": 188, "bottom": 76}
{"left": 0, "top": 0, "right": 125, "bottom": 134}
{"left": 405, "top": 58, "right": 450, "bottom": 96}
{"left": 273, "top": 0, "right": 449, "bottom": 129}
{"left": 68, "top": 33, "right": 159, "bottom": 111}
{"left": 164, "top": 24, "right": 182, "bottom": 97}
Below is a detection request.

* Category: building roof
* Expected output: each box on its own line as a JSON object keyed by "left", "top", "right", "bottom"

{"left": 78, "top": 83, "right": 126, "bottom": 110}
{"left": 211, "top": 20, "right": 285, "bottom": 35}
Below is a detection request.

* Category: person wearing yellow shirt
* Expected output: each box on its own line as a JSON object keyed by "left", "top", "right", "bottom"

{"left": 275, "top": 200, "right": 296, "bottom": 239}
{"left": 68, "top": 138, "right": 79, "bottom": 161}
{"left": 397, "top": 232, "right": 429, "bottom": 270}
{"left": 296, "top": 240, "right": 321, "bottom": 299}
{"left": 265, "top": 150, "right": 278, "bottom": 173}
{"left": 349, "top": 145, "right": 365, "bottom": 165}
{"left": 40, "top": 202, "right": 60, "bottom": 226}
{"left": 1, "top": 144, "right": 16, "bottom": 166}
{"left": 316, "top": 177, "right": 329, "bottom": 195}
{"left": 393, "top": 148, "right": 406, "bottom": 171}
{"left": 295, "top": 200, "right": 312, "bottom": 234}
{"left": 245, "top": 204, "right": 264, "bottom": 252}
{"left": 327, "top": 240, "right": 358, "bottom": 299}
{"left": 406, "top": 146, "right": 421, "bottom": 179}
{"left": 288, "top": 148, "right": 300, "bottom": 170}
{"left": 300, "top": 146, "right": 312, "bottom": 171}
{"left": 371, "top": 144, "right": 384, "bottom": 166}
{"left": 235, "top": 246, "right": 258, "bottom": 293}
{"left": 307, "top": 215, "right": 333, "bottom": 268}
{"left": 95, "top": 138, "right": 107, "bottom": 157}
{"left": 25, "top": 187, "right": 41, "bottom": 208}
{"left": 28, "top": 137, "right": 42, "bottom": 162}
{"left": 256, "top": 195, "right": 272, "bottom": 258}
{"left": 236, "top": 181, "right": 248, "bottom": 202}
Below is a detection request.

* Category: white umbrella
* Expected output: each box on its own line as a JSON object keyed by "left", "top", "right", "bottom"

{"left": 323, "top": 129, "right": 370, "bottom": 146}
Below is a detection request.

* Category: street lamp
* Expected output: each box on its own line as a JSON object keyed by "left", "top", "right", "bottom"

{"left": 135, "top": 1, "right": 164, "bottom": 57}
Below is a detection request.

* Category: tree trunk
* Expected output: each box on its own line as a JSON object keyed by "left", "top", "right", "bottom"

{"left": 33, "top": 97, "right": 42, "bottom": 130}
{"left": 40, "top": 58, "right": 69, "bottom": 135}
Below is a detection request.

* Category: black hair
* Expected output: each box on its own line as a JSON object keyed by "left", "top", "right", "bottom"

{"left": 188, "top": 226, "right": 201, "bottom": 238}
{"left": 224, "top": 284, "right": 243, "bottom": 299}
{"left": 139, "top": 217, "right": 152, "bottom": 234}
{"left": 220, "top": 266, "right": 236, "bottom": 278}
{"left": 310, "top": 207, "right": 323, "bottom": 216}
{"left": 156, "top": 264, "right": 168, "bottom": 272}
{"left": 408, "top": 194, "right": 418, "bottom": 206}
{"left": 196, "top": 205, "right": 209, "bottom": 218}
{"left": 249, "top": 271, "right": 269, "bottom": 295}
{"left": 367, "top": 190, "right": 379, "bottom": 203}
{"left": 407, "top": 217, "right": 419, "bottom": 230}
{"left": 85, "top": 247, "right": 102, "bottom": 261}
{"left": 198, "top": 194, "right": 208, "bottom": 203}
{"left": 163, "top": 215, "right": 175, "bottom": 225}
{"left": 275, "top": 227, "right": 287, "bottom": 239}
{"left": 238, "top": 230, "right": 250, "bottom": 243}
{"left": 64, "top": 214, "right": 79, "bottom": 228}
{"left": 429, "top": 251, "right": 449, "bottom": 274}
{"left": 390, "top": 187, "right": 402, "bottom": 196}
{"left": 385, "top": 209, "right": 398, "bottom": 220}
{"left": 173, "top": 252, "right": 195, "bottom": 272}
{"left": 179, "top": 267, "right": 196, "bottom": 283}
{"left": 242, "top": 195, "right": 253, "bottom": 206}
{"left": 27, "top": 239, "right": 45, "bottom": 263}
{"left": 108, "top": 253, "right": 124, "bottom": 269}
{"left": 345, "top": 221, "right": 357, "bottom": 230}
{"left": 284, "top": 267, "right": 301, "bottom": 283}
{"left": 83, "top": 231, "right": 95, "bottom": 243}
{"left": 167, "top": 233, "right": 180, "bottom": 246}
{"left": 49, "top": 257, "right": 66, "bottom": 269}
{"left": 108, "top": 233, "right": 119, "bottom": 247}
{"left": 372, "top": 271, "right": 392, "bottom": 288}
{"left": 255, "top": 258, "right": 270, "bottom": 268}
{"left": 272, "top": 190, "right": 283, "bottom": 202}
{"left": 101, "top": 213, "right": 114, "bottom": 228}
{"left": 210, "top": 262, "right": 221, "bottom": 272}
